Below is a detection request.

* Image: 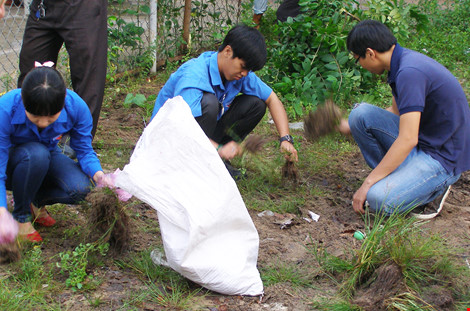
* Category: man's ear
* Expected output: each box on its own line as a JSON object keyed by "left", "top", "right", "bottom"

{"left": 366, "top": 48, "right": 376, "bottom": 59}
{"left": 222, "top": 45, "right": 233, "bottom": 58}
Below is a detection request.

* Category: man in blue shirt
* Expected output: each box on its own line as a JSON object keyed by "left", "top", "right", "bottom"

{"left": 341, "top": 20, "right": 470, "bottom": 218}
{"left": 152, "top": 25, "right": 298, "bottom": 178}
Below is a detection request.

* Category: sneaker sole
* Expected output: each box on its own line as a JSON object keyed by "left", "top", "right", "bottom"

{"left": 411, "top": 186, "right": 451, "bottom": 220}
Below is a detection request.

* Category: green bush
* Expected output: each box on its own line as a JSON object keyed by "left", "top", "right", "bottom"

{"left": 262, "top": 0, "right": 430, "bottom": 118}
{"left": 263, "top": 0, "right": 363, "bottom": 117}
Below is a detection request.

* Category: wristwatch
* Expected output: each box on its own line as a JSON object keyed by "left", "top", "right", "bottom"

{"left": 279, "top": 134, "right": 294, "bottom": 145}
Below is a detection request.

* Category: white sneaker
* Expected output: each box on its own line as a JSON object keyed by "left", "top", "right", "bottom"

{"left": 411, "top": 186, "right": 451, "bottom": 220}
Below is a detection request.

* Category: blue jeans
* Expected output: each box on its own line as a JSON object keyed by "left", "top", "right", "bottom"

{"left": 253, "top": 0, "right": 268, "bottom": 14}
{"left": 6, "top": 142, "right": 93, "bottom": 223}
{"left": 348, "top": 103, "right": 460, "bottom": 215}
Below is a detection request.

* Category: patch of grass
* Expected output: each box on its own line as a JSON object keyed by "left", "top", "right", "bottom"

{"left": 312, "top": 210, "right": 470, "bottom": 308}
{"left": 116, "top": 248, "right": 183, "bottom": 283}
{"left": 0, "top": 246, "right": 56, "bottom": 310}
{"left": 146, "top": 280, "right": 203, "bottom": 310}
{"left": 260, "top": 260, "right": 313, "bottom": 288}
{"left": 115, "top": 249, "right": 205, "bottom": 309}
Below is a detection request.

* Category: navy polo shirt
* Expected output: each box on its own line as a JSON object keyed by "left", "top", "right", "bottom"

{"left": 151, "top": 51, "right": 272, "bottom": 120}
{"left": 387, "top": 44, "right": 470, "bottom": 175}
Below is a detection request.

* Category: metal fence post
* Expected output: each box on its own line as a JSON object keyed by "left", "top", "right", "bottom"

{"left": 150, "top": 0, "right": 157, "bottom": 73}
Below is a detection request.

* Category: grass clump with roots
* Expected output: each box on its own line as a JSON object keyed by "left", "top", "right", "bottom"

{"left": 310, "top": 209, "right": 470, "bottom": 310}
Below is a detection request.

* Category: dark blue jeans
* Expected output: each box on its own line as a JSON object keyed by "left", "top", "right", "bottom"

{"left": 6, "top": 142, "right": 93, "bottom": 223}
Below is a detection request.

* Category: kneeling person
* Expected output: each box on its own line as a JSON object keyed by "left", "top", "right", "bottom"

{"left": 151, "top": 25, "right": 298, "bottom": 178}
{"left": 0, "top": 66, "right": 111, "bottom": 242}
{"left": 343, "top": 20, "right": 470, "bottom": 217}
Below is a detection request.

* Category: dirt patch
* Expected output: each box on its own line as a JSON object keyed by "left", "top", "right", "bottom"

{"left": 353, "top": 262, "right": 406, "bottom": 311}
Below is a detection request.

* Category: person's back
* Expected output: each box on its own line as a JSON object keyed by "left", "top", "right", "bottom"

{"left": 391, "top": 47, "right": 470, "bottom": 175}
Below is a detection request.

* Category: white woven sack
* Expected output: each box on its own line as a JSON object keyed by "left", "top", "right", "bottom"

{"left": 115, "top": 96, "right": 263, "bottom": 296}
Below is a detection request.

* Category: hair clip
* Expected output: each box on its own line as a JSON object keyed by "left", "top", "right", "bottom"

{"left": 34, "top": 61, "right": 55, "bottom": 68}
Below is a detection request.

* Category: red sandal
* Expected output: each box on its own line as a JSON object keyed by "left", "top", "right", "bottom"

{"left": 20, "top": 231, "right": 43, "bottom": 243}
{"left": 30, "top": 206, "right": 56, "bottom": 227}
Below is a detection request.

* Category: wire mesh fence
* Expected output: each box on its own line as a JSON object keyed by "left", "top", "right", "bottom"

{"left": 0, "top": 0, "right": 252, "bottom": 93}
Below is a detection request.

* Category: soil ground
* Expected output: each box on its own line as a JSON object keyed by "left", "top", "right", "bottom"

{"left": 1, "top": 78, "right": 470, "bottom": 311}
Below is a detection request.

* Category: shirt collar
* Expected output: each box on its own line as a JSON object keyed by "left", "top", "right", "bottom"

{"left": 209, "top": 51, "right": 225, "bottom": 91}
{"left": 387, "top": 43, "right": 403, "bottom": 84}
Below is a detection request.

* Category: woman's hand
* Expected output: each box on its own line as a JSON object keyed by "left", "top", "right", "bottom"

{"left": 0, "top": 207, "right": 19, "bottom": 244}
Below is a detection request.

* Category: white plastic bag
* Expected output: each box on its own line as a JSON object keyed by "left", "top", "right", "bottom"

{"left": 115, "top": 96, "right": 263, "bottom": 296}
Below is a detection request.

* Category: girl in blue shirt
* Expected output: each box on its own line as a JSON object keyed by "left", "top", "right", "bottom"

{"left": 0, "top": 66, "right": 110, "bottom": 242}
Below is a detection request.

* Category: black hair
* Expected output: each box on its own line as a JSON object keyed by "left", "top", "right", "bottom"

{"left": 347, "top": 20, "right": 397, "bottom": 58}
{"left": 21, "top": 66, "right": 66, "bottom": 116}
{"left": 218, "top": 24, "right": 267, "bottom": 72}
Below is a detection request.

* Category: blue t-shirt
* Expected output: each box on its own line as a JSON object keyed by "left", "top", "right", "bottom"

{"left": 151, "top": 51, "right": 273, "bottom": 120}
{"left": 0, "top": 89, "right": 102, "bottom": 207}
{"left": 388, "top": 44, "right": 470, "bottom": 175}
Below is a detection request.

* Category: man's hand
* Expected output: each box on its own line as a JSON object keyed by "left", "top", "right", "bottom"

{"left": 352, "top": 182, "right": 371, "bottom": 214}
{"left": 280, "top": 141, "right": 298, "bottom": 162}
{"left": 218, "top": 141, "right": 242, "bottom": 160}
{"left": 337, "top": 118, "right": 351, "bottom": 135}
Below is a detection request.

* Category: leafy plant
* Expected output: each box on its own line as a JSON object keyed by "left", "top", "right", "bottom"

{"left": 57, "top": 242, "right": 109, "bottom": 290}
{"left": 108, "top": 0, "right": 154, "bottom": 75}
{"left": 263, "top": 0, "right": 364, "bottom": 117}
{"left": 123, "top": 93, "right": 156, "bottom": 120}
{"left": 361, "top": 0, "right": 429, "bottom": 42}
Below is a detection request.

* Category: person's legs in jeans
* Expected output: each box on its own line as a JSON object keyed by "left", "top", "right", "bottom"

{"left": 348, "top": 103, "right": 460, "bottom": 215}
{"left": 34, "top": 148, "right": 93, "bottom": 206}
{"left": 366, "top": 148, "right": 460, "bottom": 215}
{"left": 6, "top": 142, "right": 51, "bottom": 223}
{"left": 348, "top": 103, "right": 399, "bottom": 168}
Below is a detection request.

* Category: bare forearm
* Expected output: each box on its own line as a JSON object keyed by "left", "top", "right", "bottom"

{"left": 265, "top": 92, "right": 290, "bottom": 137}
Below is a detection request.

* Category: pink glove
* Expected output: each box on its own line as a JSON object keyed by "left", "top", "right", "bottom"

{"left": 0, "top": 209, "right": 19, "bottom": 244}
{"left": 96, "top": 169, "right": 132, "bottom": 202}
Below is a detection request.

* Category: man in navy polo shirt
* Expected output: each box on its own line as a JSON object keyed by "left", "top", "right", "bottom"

{"left": 341, "top": 20, "right": 470, "bottom": 218}
{"left": 151, "top": 25, "right": 298, "bottom": 179}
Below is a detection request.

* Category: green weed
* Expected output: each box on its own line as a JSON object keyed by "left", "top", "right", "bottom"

{"left": 57, "top": 242, "right": 109, "bottom": 290}
{"left": 261, "top": 260, "right": 313, "bottom": 287}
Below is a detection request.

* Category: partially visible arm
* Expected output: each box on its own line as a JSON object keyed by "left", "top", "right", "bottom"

{"left": 0, "top": 0, "right": 5, "bottom": 19}
{"left": 265, "top": 91, "right": 298, "bottom": 161}
{"left": 352, "top": 111, "right": 421, "bottom": 213}
{"left": 386, "top": 97, "right": 399, "bottom": 115}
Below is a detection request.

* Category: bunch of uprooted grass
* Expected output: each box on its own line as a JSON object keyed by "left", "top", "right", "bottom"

{"left": 281, "top": 160, "right": 298, "bottom": 185}
{"left": 304, "top": 100, "right": 342, "bottom": 142}
{"left": 243, "top": 134, "right": 269, "bottom": 154}
{"left": 86, "top": 187, "right": 131, "bottom": 253}
{"left": 0, "top": 241, "right": 20, "bottom": 264}
{"left": 309, "top": 210, "right": 470, "bottom": 310}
